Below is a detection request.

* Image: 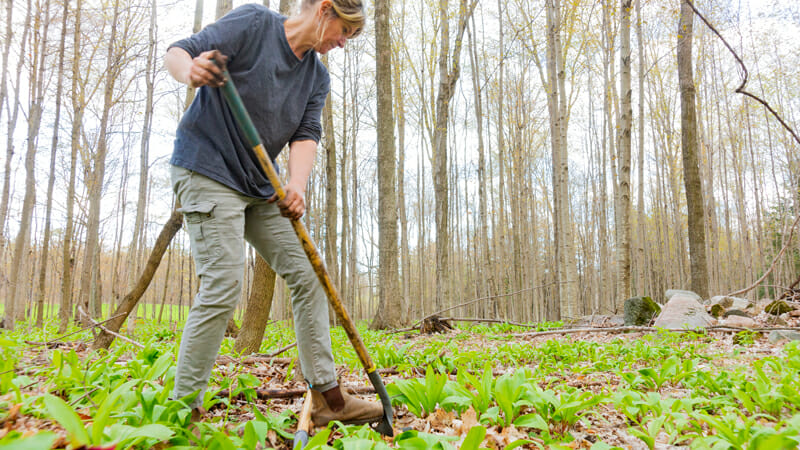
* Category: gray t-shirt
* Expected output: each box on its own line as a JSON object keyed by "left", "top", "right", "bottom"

{"left": 169, "top": 4, "right": 330, "bottom": 199}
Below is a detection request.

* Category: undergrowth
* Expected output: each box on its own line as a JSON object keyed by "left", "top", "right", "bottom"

{"left": 0, "top": 317, "right": 799, "bottom": 449}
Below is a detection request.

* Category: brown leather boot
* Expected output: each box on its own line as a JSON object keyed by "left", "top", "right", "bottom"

{"left": 310, "top": 385, "right": 384, "bottom": 426}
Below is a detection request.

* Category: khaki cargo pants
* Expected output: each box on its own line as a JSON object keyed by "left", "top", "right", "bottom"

{"left": 170, "top": 165, "right": 337, "bottom": 408}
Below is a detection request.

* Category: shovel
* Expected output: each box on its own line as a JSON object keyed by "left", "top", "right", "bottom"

{"left": 215, "top": 64, "right": 394, "bottom": 438}
{"left": 293, "top": 390, "right": 313, "bottom": 449}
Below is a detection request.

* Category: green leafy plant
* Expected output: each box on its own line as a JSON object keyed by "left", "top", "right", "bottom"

{"left": 521, "top": 386, "right": 603, "bottom": 435}
{"left": 387, "top": 365, "right": 456, "bottom": 417}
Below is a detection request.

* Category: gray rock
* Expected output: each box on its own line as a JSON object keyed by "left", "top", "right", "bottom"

{"left": 723, "top": 309, "right": 750, "bottom": 318}
{"left": 624, "top": 296, "right": 661, "bottom": 326}
{"left": 730, "top": 297, "right": 753, "bottom": 310}
{"left": 709, "top": 295, "right": 733, "bottom": 309}
{"left": 769, "top": 315, "right": 790, "bottom": 327}
{"left": 765, "top": 300, "right": 793, "bottom": 316}
{"left": 768, "top": 330, "right": 800, "bottom": 344}
{"left": 710, "top": 295, "right": 752, "bottom": 310}
{"left": 722, "top": 315, "right": 756, "bottom": 328}
{"left": 653, "top": 295, "right": 715, "bottom": 329}
{"left": 665, "top": 289, "right": 703, "bottom": 303}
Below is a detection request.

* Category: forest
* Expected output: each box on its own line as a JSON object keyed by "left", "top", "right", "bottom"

{"left": 1, "top": 0, "right": 800, "bottom": 448}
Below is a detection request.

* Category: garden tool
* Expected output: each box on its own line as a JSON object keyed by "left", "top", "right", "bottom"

{"left": 293, "top": 390, "right": 313, "bottom": 449}
{"left": 215, "top": 62, "right": 394, "bottom": 437}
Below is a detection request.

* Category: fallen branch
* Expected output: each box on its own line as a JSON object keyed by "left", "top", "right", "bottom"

{"left": 413, "top": 282, "right": 560, "bottom": 328}
{"left": 91, "top": 208, "right": 184, "bottom": 350}
{"left": 513, "top": 325, "right": 800, "bottom": 339}
{"left": 24, "top": 313, "right": 126, "bottom": 347}
{"left": 265, "top": 342, "right": 297, "bottom": 358}
{"left": 441, "top": 317, "right": 542, "bottom": 328}
{"left": 389, "top": 315, "right": 553, "bottom": 334}
{"left": 78, "top": 306, "right": 143, "bottom": 349}
{"left": 726, "top": 212, "right": 800, "bottom": 297}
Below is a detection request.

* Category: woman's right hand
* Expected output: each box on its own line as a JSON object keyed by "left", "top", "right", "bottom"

{"left": 166, "top": 47, "right": 229, "bottom": 88}
{"left": 187, "top": 50, "right": 229, "bottom": 88}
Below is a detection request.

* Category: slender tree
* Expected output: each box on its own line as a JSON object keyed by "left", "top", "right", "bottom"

{"left": 37, "top": 0, "right": 68, "bottom": 326}
{"left": 60, "top": 0, "right": 83, "bottom": 332}
{"left": 79, "top": 0, "right": 122, "bottom": 320}
{"left": 371, "top": 0, "right": 402, "bottom": 329}
{"left": 677, "top": 0, "right": 709, "bottom": 299}
{"left": 4, "top": 0, "right": 33, "bottom": 327}
{"left": 617, "top": 0, "right": 633, "bottom": 299}
{"left": 432, "top": 0, "right": 477, "bottom": 311}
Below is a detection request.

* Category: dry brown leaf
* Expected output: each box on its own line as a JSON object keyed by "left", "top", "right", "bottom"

{"left": 457, "top": 406, "right": 479, "bottom": 435}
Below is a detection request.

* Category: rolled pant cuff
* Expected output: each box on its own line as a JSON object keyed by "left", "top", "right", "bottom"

{"left": 310, "top": 379, "right": 338, "bottom": 392}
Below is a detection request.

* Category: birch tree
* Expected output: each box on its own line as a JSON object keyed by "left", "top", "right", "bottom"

{"left": 617, "top": 0, "right": 633, "bottom": 299}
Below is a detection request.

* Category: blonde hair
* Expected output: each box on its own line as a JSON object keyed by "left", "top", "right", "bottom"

{"left": 302, "top": 0, "right": 365, "bottom": 38}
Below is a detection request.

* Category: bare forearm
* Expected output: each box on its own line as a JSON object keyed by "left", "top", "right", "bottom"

{"left": 165, "top": 47, "right": 228, "bottom": 88}
{"left": 287, "top": 140, "right": 317, "bottom": 193}
{"left": 165, "top": 47, "right": 193, "bottom": 85}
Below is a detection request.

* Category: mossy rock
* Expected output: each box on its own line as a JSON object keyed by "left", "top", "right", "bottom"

{"left": 623, "top": 296, "right": 661, "bottom": 326}
{"left": 709, "top": 304, "right": 724, "bottom": 318}
{"left": 766, "top": 300, "right": 793, "bottom": 316}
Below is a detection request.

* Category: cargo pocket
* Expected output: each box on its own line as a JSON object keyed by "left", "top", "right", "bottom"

{"left": 178, "top": 201, "right": 221, "bottom": 268}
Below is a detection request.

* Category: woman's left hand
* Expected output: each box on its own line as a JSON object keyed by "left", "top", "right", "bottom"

{"left": 269, "top": 184, "right": 306, "bottom": 220}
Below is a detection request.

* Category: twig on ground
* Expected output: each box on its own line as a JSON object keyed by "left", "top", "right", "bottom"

{"left": 513, "top": 325, "right": 800, "bottom": 339}
{"left": 726, "top": 212, "right": 800, "bottom": 297}
{"left": 69, "top": 387, "right": 100, "bottom": 407}
{"left": 77, "top": 306, "right": 144, "bottom": 349}
{"left": 412, "top": 282, "right": 561, "bottom": 328}
{"left": 387, "top": 315, "right": 552, "bottom": 334}
{"left": 24, "top": 313, "right": 127, "bottom": 347}
{"left": 264, "top": 342, "right": 297, "bottom": 358}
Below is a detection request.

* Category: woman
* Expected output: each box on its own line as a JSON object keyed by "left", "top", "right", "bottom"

{"left": 164, "top": 0, "right": 382, "bottom": 426}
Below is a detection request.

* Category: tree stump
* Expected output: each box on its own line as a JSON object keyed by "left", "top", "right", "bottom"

{"left": 420, "top": 315, "right": 453, "bottom": 334}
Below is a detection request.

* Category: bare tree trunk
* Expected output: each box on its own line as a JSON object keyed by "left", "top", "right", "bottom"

{"left": 157, "top": 241, "right": 173, "bottom": 323}
{"left": 184, "top": 0, "right": 203, "bottom": 109}
{"left": 0, "top": 0, "right": 15, "bottom": 242}
{"left": 544, "top": 0, "right": 577, "bottom": 319}
{"left": 279, "top": 0, "right": 291, "bottom": 15}
{"left": 371, "top": 0, "right": 402, "bottom": 329}
{"left": 216, "top": 0, "right": 232, "bottom": 20}
{"left": 128, "top": 0, "right": 158, "bottom": 293}
{"left": 467, "top": 18, "right": 493, "bottom": 314}
{"left": 393, "top": 6, "right": 411, "bottom": 321}
{"left": 60, "top": 0, "right": 83, "bottom": 332}
{"left": 234, "top": 255, "right": 276, "bottom": 353}
{"left": 323, "top": 62, "right": 338, "bottom": 286}
{"left": 5, "top": 0, "right": 34, "bottom": 328}
{"left": 37, "top": 0, "right": 67, "bottom": 327}
{"left": 495, "top": 0, "right": 506, "bottom": 319}
{"left": 617, "top": 0, "right": 633, "bottom": 299}
{"left": 93, "top": 210, "right": 183, "bottom": 349}
{"left": 80, "top": 0, "right": 121, "bottom": 322}
{"left": 635, "top": 0, "right": 647, "bottom": 295}
{"left": 677, "top": 0, "right": 709, "bottom": 299}
{"left": 432, "top": 0, "right": 476, "bottom": 312}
